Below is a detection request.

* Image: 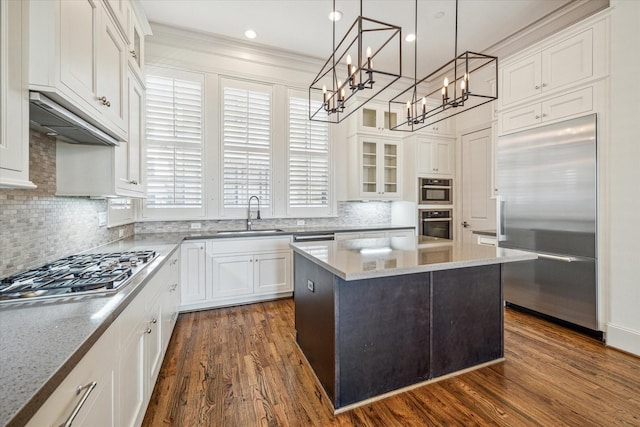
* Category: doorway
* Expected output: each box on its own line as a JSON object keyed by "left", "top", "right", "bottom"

{"left": 460, "top": 128, "right": 496, "bottom": 244}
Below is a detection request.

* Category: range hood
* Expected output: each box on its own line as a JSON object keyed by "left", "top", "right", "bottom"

{"left": 29, "top": 92, "right": 119, "bottom": 146}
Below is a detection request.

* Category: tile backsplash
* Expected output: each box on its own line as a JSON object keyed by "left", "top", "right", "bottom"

{"left": 0, "top": 132, "right": 395, "bottom": 278}
{"left": 0, "top": 132, "right": 133, "bottom": 278}
{"left": 134, "top": 201, "right": 392, "bottom": 234}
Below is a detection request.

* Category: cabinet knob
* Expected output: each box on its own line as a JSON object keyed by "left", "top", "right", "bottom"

{"left": 98, "top": 96, "right": 111, "bottom": 107}
{"left": 150, "top": 318, "right": 157, "bottom": 324}
{"left": 130, "top": 50, "right": 137, "bottom": 59}
{"left": 534, "top": 85, "right": 540, "bottom": 90}
{"left": 129, "top": 180, "right": 138, "bottom": 185}
{"left": 542, "top": 113, "right": 547, "bottom": 118}
{"left": 542, "top": 83, "right": 547, "bottom": 87}
{"left": 145, "top": 328, "right": 152, "bottom": 334}
{"left": 535, "top": 115, "right": 541, "bottom": 119}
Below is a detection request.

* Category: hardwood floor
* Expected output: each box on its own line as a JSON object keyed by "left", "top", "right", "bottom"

{"left": 143, "top": 299, "right": 640, "bottom": 426}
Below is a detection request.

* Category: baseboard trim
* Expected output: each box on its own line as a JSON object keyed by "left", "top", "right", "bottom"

{"left": 606, "top": 323, "right": 640, "bottom": 356}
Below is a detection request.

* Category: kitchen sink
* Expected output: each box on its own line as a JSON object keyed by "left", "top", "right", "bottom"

{"left": 216, "top": 229, "right": 284, "bottom": 235}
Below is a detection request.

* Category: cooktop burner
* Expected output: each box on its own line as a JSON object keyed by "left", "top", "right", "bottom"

{"left": 0, "top": 250, "right": 157, "bottom": 302}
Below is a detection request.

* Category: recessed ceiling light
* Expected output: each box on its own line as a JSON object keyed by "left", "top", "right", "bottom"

{"left": 434, "top": 11, "right": 445, "bottom": 19}
{"left": 328, "top": 10, "right": 343, "bottom": 21}
{"left": 405, "top": 33, "right": 416, "bottom": 42}
{"left": 244, "top": 29, "right": 257, "bottom": 39}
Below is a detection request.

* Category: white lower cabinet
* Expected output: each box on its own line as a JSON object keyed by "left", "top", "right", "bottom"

{"left": 26, "top": 326, "right": 116, "bottom": 427}
{"left": 26, "top": 249, "right": 180, "bottom": 427}
{"left": 180, "top": 236, "right": 293, "bottom": 311}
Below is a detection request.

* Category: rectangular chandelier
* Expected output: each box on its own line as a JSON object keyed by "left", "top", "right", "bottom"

{"left": 389, "top": 51, "right": 498, "bottom": 132}
{"left": 309, "top": 15, "right": 402, "bottom": 124}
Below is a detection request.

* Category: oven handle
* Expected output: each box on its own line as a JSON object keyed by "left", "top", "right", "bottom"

{"left": 422, "top": 218, "right": 452, "bottom": 222}
{"left": 421, "top": 185, "right": 451, "bottom": 189}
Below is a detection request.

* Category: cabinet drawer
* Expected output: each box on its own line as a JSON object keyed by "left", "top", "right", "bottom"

{"left": 542, "top": 86, "right": 593, "bottom": 123}
{"left": 500, "top": 104, "right": 542, "bottom": 134}
{"left": 26, "top": 327, "right": 116, "bottom": 427}
{"left": 208, "top": 236, "right": 292, "bottom": 255}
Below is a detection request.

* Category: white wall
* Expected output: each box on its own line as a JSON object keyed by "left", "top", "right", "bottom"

{"left": 606, "top": 0, "right": 640, "bottom": 356}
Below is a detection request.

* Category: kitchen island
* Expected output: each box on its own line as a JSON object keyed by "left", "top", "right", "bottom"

{"left": 291, "top": 236, "right": 537, "bottom": 412}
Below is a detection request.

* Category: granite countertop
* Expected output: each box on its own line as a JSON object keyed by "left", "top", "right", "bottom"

{"left": 290, "top": 235, "right": 537, "bottom": 281}
{"left": 0, "top": 234, "right": 183, "bottom": 427}
{"left": 182, "top": 224, "right": 414, "bottom": 240}
{"left": 0, "top": 224, "right": 414, "bottom": 427}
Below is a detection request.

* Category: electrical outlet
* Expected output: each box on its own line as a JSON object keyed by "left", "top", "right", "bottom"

{"left": 118, "top": 229, "right": 124, "bottom": 238}
{"left": 190, "top": 222, "right": 202, "bottom": 230}
{"left": 297, "top": 219, "right": 305, "bottom": 226}
{"left": 98, "top": 212, "right": 107, "bottom": 227}
{"left": 307, "top": 280, "right": 314, "bottom": 292}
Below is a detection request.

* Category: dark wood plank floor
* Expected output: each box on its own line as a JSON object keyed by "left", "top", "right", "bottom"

{"left": 143, "top": 298, "right": 640, "bottom": 426}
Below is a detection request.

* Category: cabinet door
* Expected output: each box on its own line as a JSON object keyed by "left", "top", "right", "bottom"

{"left": 416, "top": 139, "right": 434, "bottom": 176}
{"left": 0, "top": 0, "right": 33, "bottom": 188}
{"left": 97, "top": 10, "right": 127, "bottom": 134}
{"left": 500, "top": 103, "right": 542, "bottom": 134}
{"left": 211, "top": 254, "right": 254, "bottom": 298}
{"left": 254, "top": 251, "right": 292, "bottom": 294}
{"left": 145, "top": 301, "right": 163, "bottom": 391}
{"left": 433, "top": 140, "right": 453, "bottom": 176}
{"left": 541, "top": 86, "right": 593, "bottom": 123}
{"left": 116, "top": 72, "right": 143, "bottom": 195}
{"left": 161, "top": 256, "right": 180, "bottom": 351}
{"left": 359, "top": 104, "right": 399, "bottom": 132}
{"left": 500, "top": 53, "right": 541, "bottom": 106}
{"left": 542, "top": 29, "right": 593, "bottom": 92}
{"left": 180, "top": 242, "right": 206, "bottom": 305}
{"left": 360, "top": 140, "right": 379, "bottom": 197}
{"left": 59, "top": 0, "right": 100, "bottom": 109}
{"left": 118, "top": 331, "right": 145, "bottom": 427}
{"left": 380, "top": 141, "right": 400, "bottom": 198}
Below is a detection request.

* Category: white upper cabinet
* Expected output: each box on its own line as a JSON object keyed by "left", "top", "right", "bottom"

{"left": 501, "top": 28, "right": 594, "bottom": 108}
{"left": 349, "top": 101, "right": 402, "bottom": 135}
{"left": 30, "top": 0, "right": 128, "bottom": 141}
{"left": 0, "top": 0, "right": 34, "bottom": 189}
{"left": 347, "top": 136, "right": 402, "bottom": 200}
{"left": 416, "top": 138, "right": 454, "bottom": 177}
{"left": 114, "top": 71, "right": 144, "bottom": 196}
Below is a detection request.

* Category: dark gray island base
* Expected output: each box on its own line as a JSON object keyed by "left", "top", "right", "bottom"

{"left": 291, "top": 237, "right": 537, "bottom": 412}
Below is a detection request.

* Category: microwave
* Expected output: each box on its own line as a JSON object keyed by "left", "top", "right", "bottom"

{"left": 419, "top": 178, "right": 452, "bottom": 204}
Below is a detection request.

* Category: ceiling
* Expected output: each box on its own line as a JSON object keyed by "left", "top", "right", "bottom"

{"left": 139, "top": 0, "right": 576, "bottom": 77}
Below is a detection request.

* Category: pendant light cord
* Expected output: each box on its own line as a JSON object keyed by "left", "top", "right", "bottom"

{"left": 454, "top": 0, "right": 458, "bottom": 57}
{"left": 413, "top": 0, "right": 418, "bottom": 101}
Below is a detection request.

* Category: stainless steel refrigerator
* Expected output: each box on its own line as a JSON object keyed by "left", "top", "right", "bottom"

{"left": 497, "top": 114, "right": 598, "bottom": 331}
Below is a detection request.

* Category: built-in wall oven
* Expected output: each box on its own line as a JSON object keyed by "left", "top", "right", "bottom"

{"left": 419, "top": 209, "right": 453, "bottom": 240}
{"left": 419, "top": 178, "right": 452, "bottom": 205}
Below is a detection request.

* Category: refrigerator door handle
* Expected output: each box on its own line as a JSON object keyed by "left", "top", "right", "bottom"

{"left": 536, "top": 253, "right": 578, "bottom": 263}
{"left": 496, "top": 196, "right": 506, "bottom": 242}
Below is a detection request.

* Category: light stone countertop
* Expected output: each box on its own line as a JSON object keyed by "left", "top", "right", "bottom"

{"left": 0, "top": 225, "right": 414, "bottom": 427}
{"left": 290, "top": 236, "right": 538, "bottom": 281}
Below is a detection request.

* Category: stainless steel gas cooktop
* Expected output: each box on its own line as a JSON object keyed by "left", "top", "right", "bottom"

{"left": 0, "top": 250, "right": 157, "bottom": 302}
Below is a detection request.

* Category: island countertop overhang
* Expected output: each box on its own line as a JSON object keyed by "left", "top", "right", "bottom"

{"left": 290, "top": 236, "right": 538, "bottom": 281}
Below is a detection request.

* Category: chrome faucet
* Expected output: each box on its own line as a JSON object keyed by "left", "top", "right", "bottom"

{"left": 247, "top": 195, "right": 261, "bottom": 231}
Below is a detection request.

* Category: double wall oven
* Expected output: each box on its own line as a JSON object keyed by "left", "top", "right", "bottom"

{"left": 418, "top": 178, "right": 453, "bottom": 240}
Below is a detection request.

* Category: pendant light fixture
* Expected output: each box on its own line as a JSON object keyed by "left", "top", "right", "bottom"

{"left": 309, "top": 0, "right": 402, "bottom": 124}
{"left": 389, "top": 0, "right": 498, "bottom": 132}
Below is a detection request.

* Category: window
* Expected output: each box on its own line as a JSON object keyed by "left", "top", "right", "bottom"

{"left": 144, "top": 69, "right": 204, "bottom": 218}
{"left": 288, "top": 92, "right": 331, "bottom": 216}
{"left": 221, "top": 79, "right": 272, "bottom": 214}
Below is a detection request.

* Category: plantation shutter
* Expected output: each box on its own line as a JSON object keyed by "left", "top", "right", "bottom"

{"left": 222, "top": 82, "right": 271, "bottom": 209}
{"left": 288, "top": 96, "right": 330, "bottom": 209}
{"left": 145, "top": 74, "right": 203, "bottom": 210}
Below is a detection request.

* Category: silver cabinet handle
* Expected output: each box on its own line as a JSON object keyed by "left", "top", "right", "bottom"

{"left": 130, "top": 50, "right": 137, "bottom": 58}
{"left": 534, "top": 85, "right": 540, "bottom": 89}
{"left": 537, "top": 253, "right": 578, "bottom": 263}
{"left": 98, "top": 96, "right": 111, "bottom": 107}
{"left": 129, "top": 180, "right": 138, "bottom": 185}
{"left": 542, "top": 83, "right": 547, "bottom": 87}
{"left": 59, "top": 381, "right": 97, "bottom": 427}
{"left": 150, "top": 318, "right": 157, "bottom": 324}
{"left": 535, "top": 115, "right": 540, "bottom": 119}
{"left": 145, "top": 328, "right": 152, "bottom": 334}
